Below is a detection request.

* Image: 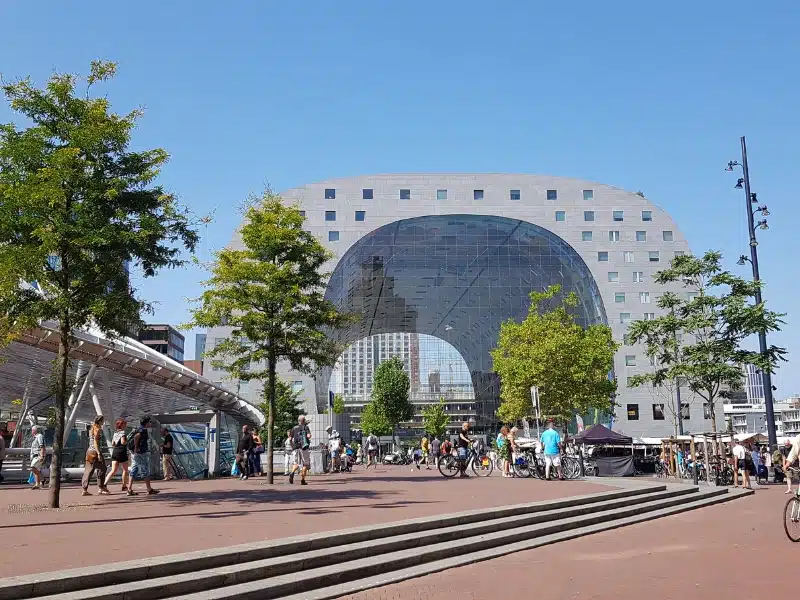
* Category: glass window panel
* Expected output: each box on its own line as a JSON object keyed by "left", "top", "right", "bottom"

{"left": 547, "top": 189, "right": 558, "bottom": 201}
{"left": 362, "top": 188, "right": 373, "bottom": 200}
{"left": 325, "top": 188, "right": 336, "bottom": 200}
{"left": 583, "top": 189, "right": 594, "bottom": 201}
{"left": 437, "top": 189, "right": 447, "bottom": 200}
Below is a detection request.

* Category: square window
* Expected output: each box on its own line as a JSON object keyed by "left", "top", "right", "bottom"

{"left": 355, "top": 210, "right": 365, "bottom": 222}
{"left": 362, "top": 188, "right": 373, "bottom": 200}
{"left": 642, "top": 210, "right": 653, "bottom": 222}
{"left": 615, "top": 292, "right": 626, "bottom": 303}
{"left": 652, "top": 404, "right": 665, "bottom": 420}
{"left": 620, "top": 312, "right": 631, "bottom": 324}
{"left": 583, "top": 189, "right": 594, "bottom": 201}
{"left": 609, "top": 230, "right": 620, "bottom": 242}
{"left": 328, "top": 230, "right": 340, "bottom": 242}
{"left": 598, "top": 251, "right": 609, "bottom": 262}
{"left": 298, "top": 210, "right": 306, "bottom": 218}
{"left": 608, "top": 271, "right": 619, "bottom": 282}
{"left": 325, "top": 210, "right": 336, "bottom": 222}
{"left": 584, "top": 211, "right": 595, "bottom": 222}
{"left": 625, "top": 355, "right": 636, "bottom": 366}
{"left": 613, "top": 210, "right": 624, "bottom": 222}
{"left": 640, "top": 291, "right": 651, "bottom": 304}
{"left": 555, "top": 211, "right": 566, "bottom": 222}
{"left": 627, "top": 404, "right": 640, "bottom": 420}
{"left": 687, "top": 291, "right": 699, "bottom": 301}
{"left": 510, "top": 189, "right": 521, "bottom": 201}
{"left": 643, "top": 312, "right": 655, "bottom": 320}
{"left": 473, "top": 189, "right": 484, "bottom": 200}
{"left": 547, "top": 189, "right": 558, "bottom": 201}
{"left": 636, "top": 231, "right": 647, "bottom": 242}
{"left": 437, "top": 189, "right": 447, "bottom": 200}
{"left": 624, "top": 251, "right": 635, "bottom": 263}
{"left": 324, "top": 188, "right": 336, "bottom": 200}
{"left": 581, "top": 231, "right": 593, "bottom": 241}
{"left": 663, "top": 230, "right": 674, "bottom": 242}
{"left": 633, "top": 271, "right": 644, "bottom": 282}
{"left": 649, "top": 251, "right": 660, "bottom": 262}
{"left": 400, "top": 189, "right": 411, "bottom": 200}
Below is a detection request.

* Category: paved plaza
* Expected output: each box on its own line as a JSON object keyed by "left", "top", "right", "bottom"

{"left": 0, "top": 468, "right": 610, "bottom": 578}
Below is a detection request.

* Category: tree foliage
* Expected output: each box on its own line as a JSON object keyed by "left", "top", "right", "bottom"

{"left": 371, "top": 356, "right": 413, "bottom": 438}
{"left": 359, "top": 400, "right": 393, "bottom": 437}
{"left": 332, "top": 393, "right": 346, "bottom": 415}
{"left": 627, "top": 251, "right": 786, "bottom": 439}
{"left": 422, "top": 397, "right": 450, "bottom": 439}
{"left": 491, "top": 285, "right": 619, "bottom": 424}
{"left": 186, "top": 190, "right": 350, "bottom": 483}
{"left": 0, "top": 62, "right": 198, "bottom": 507}
{"left": 259, "top": 378, "right": 303, "bottom": 447}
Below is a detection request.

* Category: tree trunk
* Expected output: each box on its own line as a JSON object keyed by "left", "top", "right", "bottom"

{"left": 708, "top": 393, "right": 721, "bottom": 458}
{"left": 49, "top": 320, "right": 71, "bottom": 509}
{"left": 266, "top": 350, "right": 276, "bottom": 485}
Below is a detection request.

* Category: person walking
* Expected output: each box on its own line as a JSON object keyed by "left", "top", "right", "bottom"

{"left": 497, "top": 426, "right": 510, "bottom": 477}
{"left": 82, "top": 416, "right": 110, "bottom": 496}
{"left": 250, "top": 431, "right": 264, "bottom": 477}
{"left": 104, "top": 419, "right": 130, "bottom": 491}
{"left": 457, "top": 423, "right": 472, "bottom": 478}
{"left": 365, "top": 432, "right": 379, "bottom": 468}
{"left": 236, "top": 425, "right": 254, "bottom": 480}
{"left": 430, "top": 435, "right": 441, "bottom": 469}
{"left": 289, "top": 415, "right": 311, "bottom": 485}
{"left": 732, "top": 438, "right": 750, "bottom": 489}
{"left": 421, "top": 435, "right": 430, "bottom": 469}
{"left": 326, "top": 425, "right": 341, "bottom": 473}
{"left": 129, "top": 416, "right": 158, "bottom": 496}
{"left": 161, "top": 427, "right": 176, "bottom": 481}
{"left": 29, "top": 425, "right": 46, "bottom": 490}
{"left": 283, "top": 429, "right": 293, "bottom": 476}
{"left": 541, "top": 420, "right": 563, "bottom": 481}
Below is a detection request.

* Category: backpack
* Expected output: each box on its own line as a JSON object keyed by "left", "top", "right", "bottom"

{"left": 293, "top": 426, "right": 308, "bottom": 450}
{"left": 127, "top": 430, "right": 137, "bottom": 452}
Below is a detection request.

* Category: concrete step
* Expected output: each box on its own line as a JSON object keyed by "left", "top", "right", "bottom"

{"left": 0, "top": 485, "right": 658, "bottom": 600}
{"left": 165, "top": 486, "right": 736, "bottom": 600}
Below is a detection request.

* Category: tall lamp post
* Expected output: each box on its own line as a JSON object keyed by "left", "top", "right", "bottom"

{"left": 726, "top": 135, "right": 777, "bottom": 449}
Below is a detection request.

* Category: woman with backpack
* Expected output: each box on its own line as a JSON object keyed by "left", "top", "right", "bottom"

{"left": 104, "top": 419, "right": 130, "bottom": 492}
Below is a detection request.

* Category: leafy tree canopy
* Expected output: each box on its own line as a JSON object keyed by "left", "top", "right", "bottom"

{"left": 259, "top": 378, "right": 303, "bottom": 447}
{"left": 422, "top": 397, "right": 450, "bottom": 439}
{"left": 372, "top": 356, "right": 413, "bottom": 431}
{"left": 359, "top": 400, "right": 393, "bottom": 437}
{"left": 332, "top": 394, "right": 346, "bottom": 415}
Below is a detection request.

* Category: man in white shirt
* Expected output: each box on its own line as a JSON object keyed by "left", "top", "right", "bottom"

{"left": 732, "top": 439, "right": 750, "bottom": 489}
{"left": 326, "top": 426, "right": 341, "bottom": 472}
{"left": 783, "top": 435, "right": 800, "bottom": 492}
{"left": 29, "top": 425, "right": 46, "bottom": 490}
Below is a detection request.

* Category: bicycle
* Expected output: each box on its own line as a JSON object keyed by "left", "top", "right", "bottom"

{"left": 784, "top": 467, "right": 800, "bottom": 542}
{"left": 439, "top": 443, "right": 494, "bottom": 478}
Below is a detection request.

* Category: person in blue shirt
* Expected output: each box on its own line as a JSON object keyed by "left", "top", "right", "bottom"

{"left": 540, "top": 420, "right": 563, "bottom": 481}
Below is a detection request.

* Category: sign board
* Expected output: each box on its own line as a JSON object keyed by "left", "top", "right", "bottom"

{"left": 530, "top": 386, "right": 541, "bottom": 419}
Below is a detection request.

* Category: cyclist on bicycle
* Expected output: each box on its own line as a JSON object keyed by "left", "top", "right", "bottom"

{"left": 457, "top": 422, "right": 473, "bottom": 478}
{"left": 783, "top": 434, "right": 800, "bottom": 492}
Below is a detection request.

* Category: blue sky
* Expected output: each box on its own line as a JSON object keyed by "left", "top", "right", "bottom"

{"left": 2, "top": 1, "right": 798, "bottom": 396}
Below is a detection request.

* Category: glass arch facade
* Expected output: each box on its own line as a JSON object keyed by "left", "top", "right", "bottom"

{"left": 316, "top": 214, "right": 608, "bottom": 425}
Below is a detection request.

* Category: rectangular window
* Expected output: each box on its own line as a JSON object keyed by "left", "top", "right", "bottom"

{"left": 627, "top": 404, "right": 639, "bottom": 420}
{"left": 584, "top": 211, "right": 595, "bottom": 222}
{"left": 299, "top": 210, "right": 306, "bottom": 218}
{"left": 703, "top": 403, "right": 712, "bottom": 419}
{"left": 624, "top": 251, "right": 635, "bottom": 263}
{"left": 400, "top": 189, "right": 411, "bottom": 200}
{"left": 291, "top": 381, "right": 304, "bottom": 393}
{"left": 355, "top": 210, "right": 365, "bottom": 222}
{"left": 643, "top": 312, "right": 655, "bottom": 320}
{"left": 583, "top": 189, "right": 594, "bottom": 201}
{"left": 613, "top": 210, "right": 624, "bottom": 222}
{"left": 547, "top": 189, "right": 558, "bottom": 201}
{"left": 328, "top": 230, "right": 339, "bottom": 242}
{"left": 609, "top": 230, "right": 620, "bottom": 242}
{"left": 625, "top": 355, "right": 636, "bottom": 366}
{"left": 510, "top": 189, "right": 521, "bottom": 201}
{"left": 652, "top": 404, "right": 665, "bottom": 420}
{"left": 649, "top": 251, "right": 660, "bottom": 263}
{"left": 598, "top": 251, "right": 609, "bottom": 262}
{"left": 636, "top": 231, "right": 647, "bottom": 242}
{"left": 663, "top": 230, "right": 674, "bottom": 241}
{"left": 608, "top": 271, "right": 619, "bottom": 282}
{"left": 362, "top": 188, "right": 373, "bottom": 200}
{"left": 620, "top": 312, "right": 631, "bottom": 324}
{"left": 325, "top": 210, "right": 336, "bottom": 222}
{"left": 474, "top": 189, "right": 484, "bottom": 200}
{"left": 615, "top": 292, "right": 625, "bottom": 303}
{"left": 642, "top": 210, "right": 653, "bottom": 222}
{"left": 633, "top": 271, "right": 644, "bottom": 282}
{"left": 582, "top": 231, "right": 593, "bottom": 241}
{"left": 437, "top": 189, "right": 447, "bottom": 200}
{"left": 324, "top": 188, "right": 336, "bottom": 200}
{"left": 640, "top": 291, "right": 651, "bottom": 304}
{"left": 555, "top": 211, "right": 566, "bottom": 222}
{"left": 687, "top": 292, "right": 699, "bottom": 301}
{"left": 681, "top": 403, "right": 691, "bottom": 420}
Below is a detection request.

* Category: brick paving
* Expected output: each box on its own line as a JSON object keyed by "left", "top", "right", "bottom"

{"left": 337, "top": 483, "right": 792, "bottom": 600}
{"left": 0, "top": 467, "right": 610, "bottom": 577}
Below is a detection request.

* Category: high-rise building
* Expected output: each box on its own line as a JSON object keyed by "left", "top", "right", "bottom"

{"left": 195, "top": 333, "right": 207, "bottom": 361}
{"left": 137, "top": 324, "right": 185, "bottom": 363}
{"left": 337, "top": 333, "right": 418, "bottom": 399}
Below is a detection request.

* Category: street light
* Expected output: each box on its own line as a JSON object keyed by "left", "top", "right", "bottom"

{"left": 727, "top": 135, "right": 778, "bottom": 449}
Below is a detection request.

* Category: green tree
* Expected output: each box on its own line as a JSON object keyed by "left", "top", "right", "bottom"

{"left": 186, "top": 191, "right": 350, "bottom": 483}
{"left": 259, "top": 379, "right": 303, "bottom": 447}
{"left": 491, "top": 285, "right": 619, "bottom": 424}
{"left": 359, "top": 400, "right": 393, "bottom": 437}
{"left": 332, "top": 393, "right": 346, "bottom": 415}
{"left": 372, "top": 356, "right": 413, "bottom": 446}
{"left": 627, "top": 251, "right": 785, "bottom": 445}
{"left": 422, "top": 397, "right": 450, "bottom": 439}
{"left": 0, "top": 62, "right": 198, "bottom": 508}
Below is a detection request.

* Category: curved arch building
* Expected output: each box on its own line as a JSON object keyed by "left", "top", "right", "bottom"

{"left": 208, "top": 174, "right": 714, "bottom": 438}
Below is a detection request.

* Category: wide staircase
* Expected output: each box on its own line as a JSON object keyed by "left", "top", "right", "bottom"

{"left": 0, "top": 483, "right": 748, "bottom": 600}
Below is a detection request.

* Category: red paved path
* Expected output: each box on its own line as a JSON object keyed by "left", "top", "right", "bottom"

{"left": 338, "top": 484, "right": 793, "bottom": 600}
{"left": 0, "top": 468, "right": 610, "bottom": 577}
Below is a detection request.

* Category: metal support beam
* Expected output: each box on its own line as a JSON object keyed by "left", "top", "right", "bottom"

{"left": 100, "top": 369, "right": 115, "bottom": 443}
{"left": 64, "top": 364, "right": 97, "bottom": 435}
{"left": 10, "top": 362, "right": 39, "bottom": 447}
{"left": 89, "top": 381, "right": 114, "bottom": 447}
